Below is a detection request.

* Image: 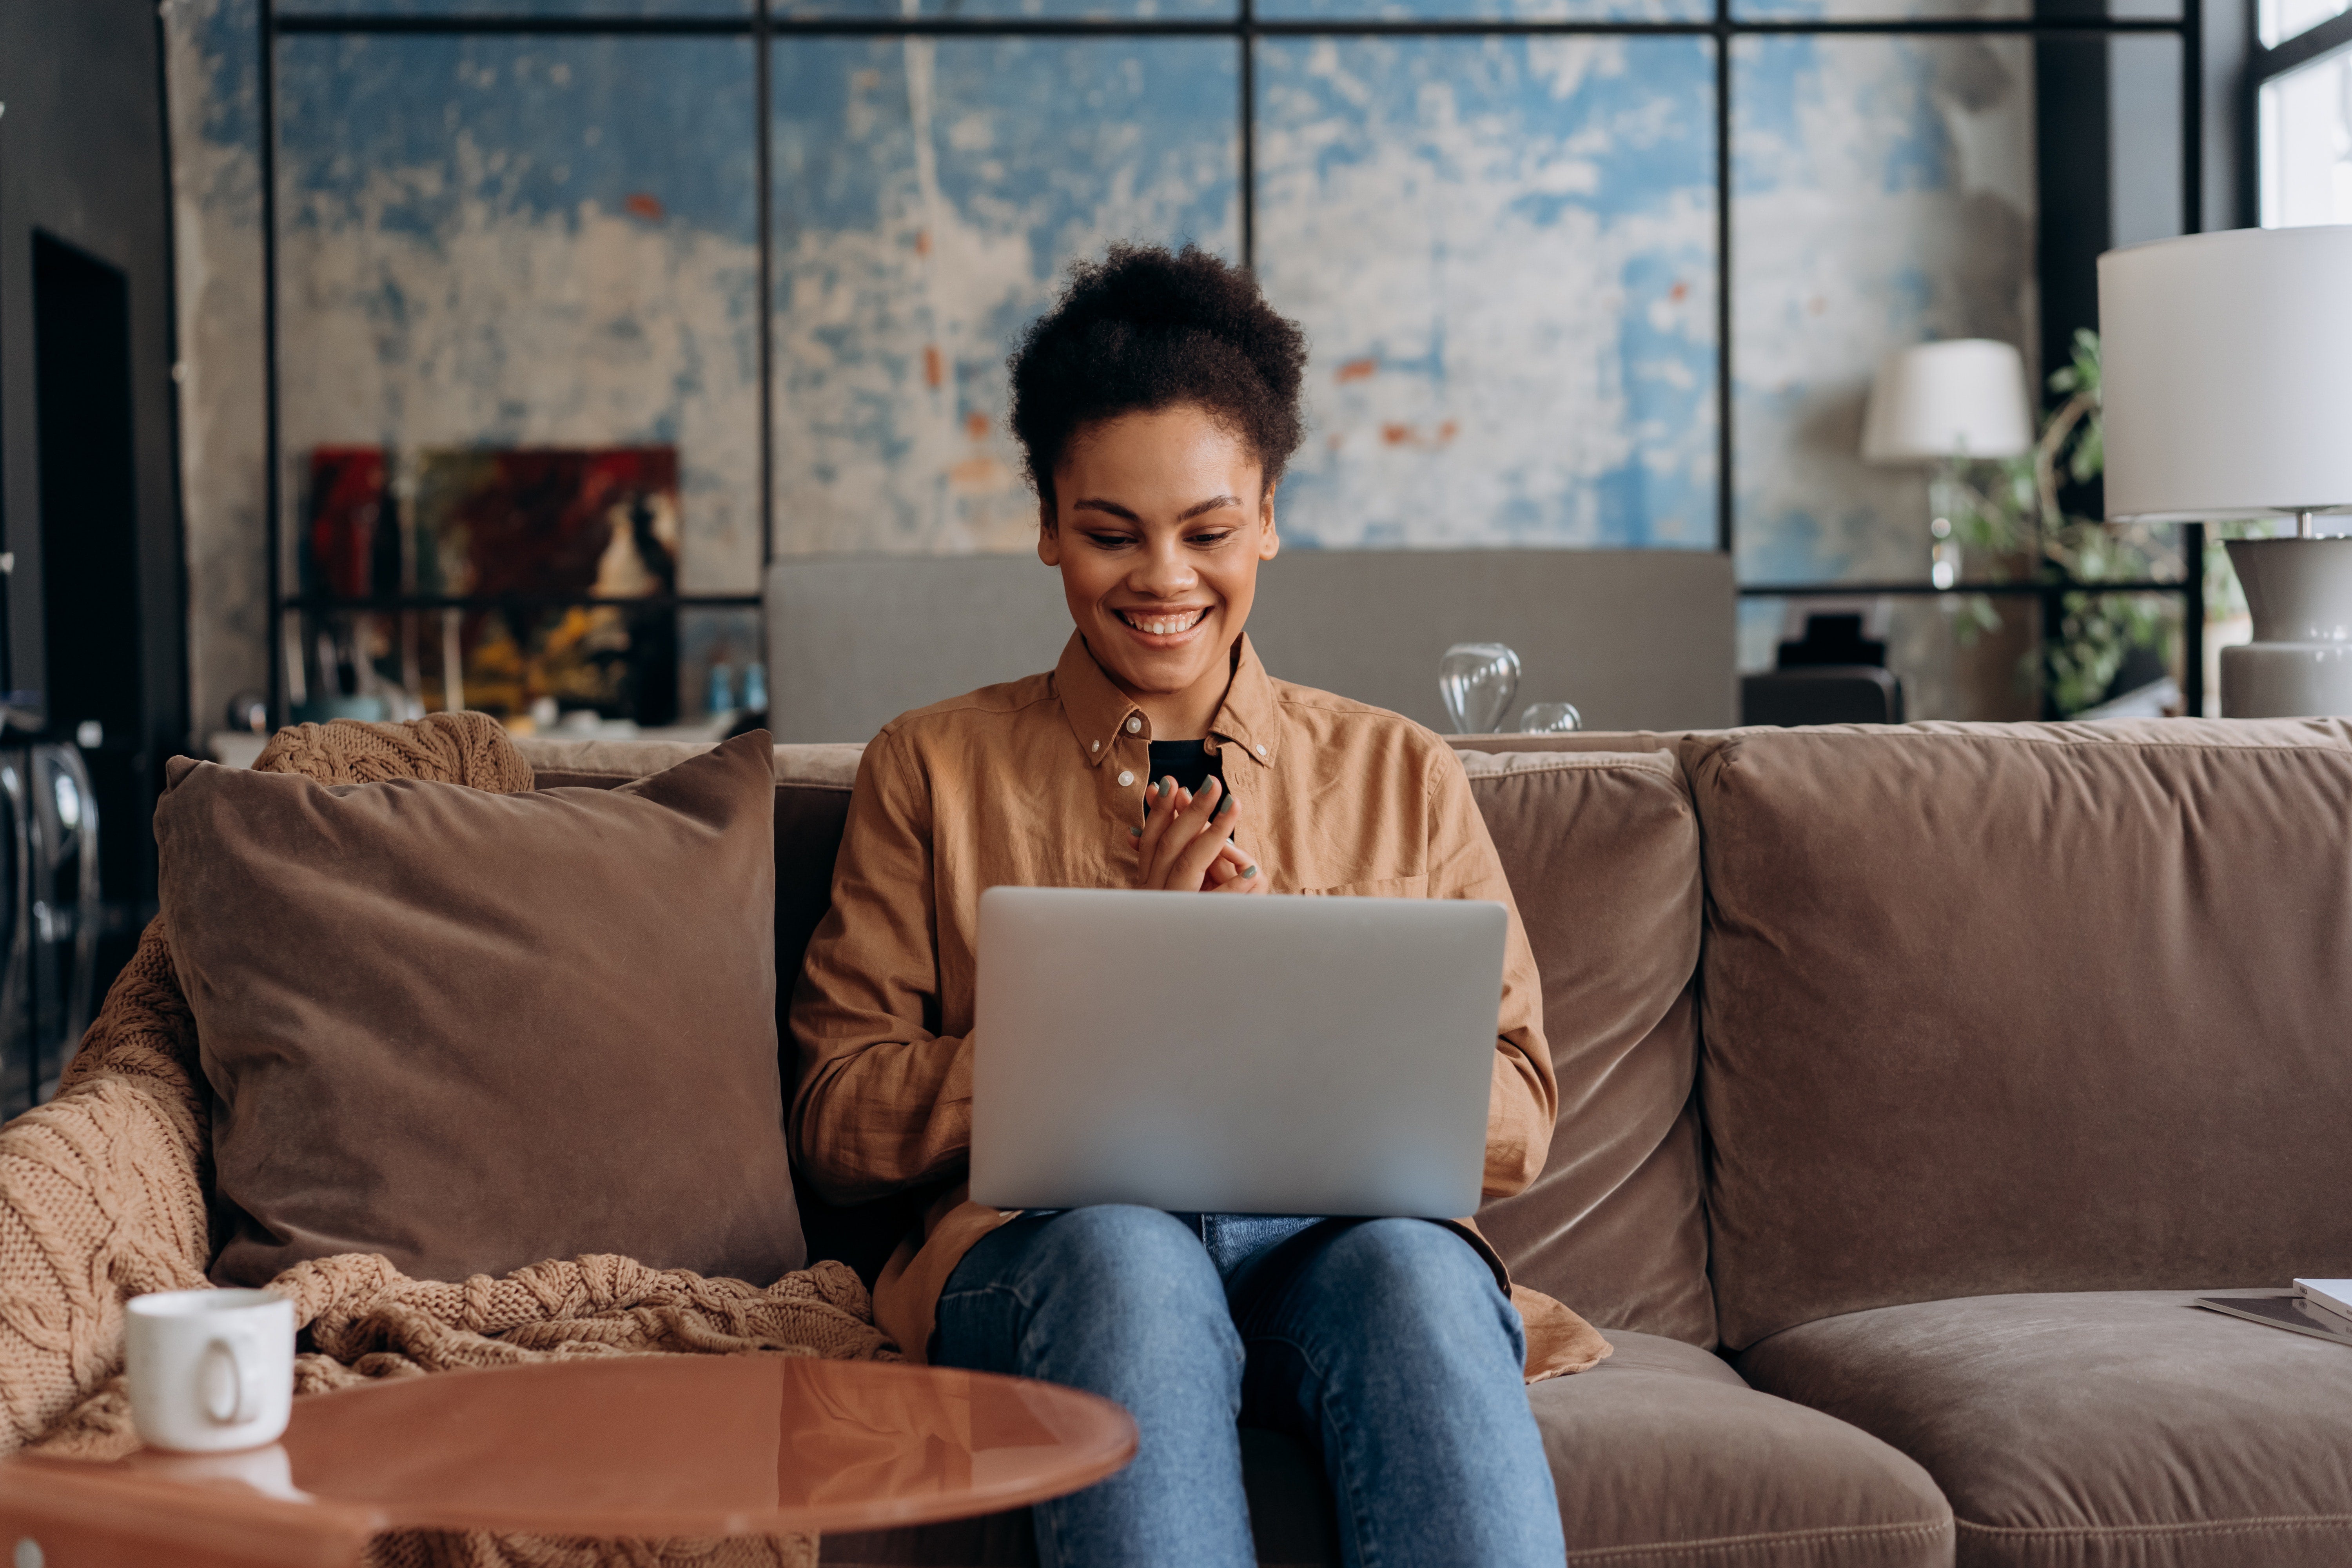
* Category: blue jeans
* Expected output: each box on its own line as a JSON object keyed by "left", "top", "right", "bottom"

{"left": 934, "top": 1206, "right": 1565, "bottom": 1568}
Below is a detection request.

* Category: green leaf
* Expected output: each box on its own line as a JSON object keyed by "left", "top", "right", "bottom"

{"left": 2071, "top": 424, "right": 2103, "bottom": 483}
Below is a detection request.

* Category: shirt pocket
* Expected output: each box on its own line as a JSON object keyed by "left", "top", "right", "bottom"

{"left": 1292, "top": 875, "right": 1430, "bottom": 899}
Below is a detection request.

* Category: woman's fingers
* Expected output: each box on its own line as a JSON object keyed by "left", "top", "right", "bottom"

{"left": 1167, "top": 782, "right": 1241, "bottom": 891}
{"left": 1160, "top": 778, "right": 1226, "bottom": 888}
{"left": 1134, "top": 775, "right": 1261, "bottom": 892}
{"left": 1137, "top": 777, "right": 1203, "bottom": 886}
{"left": 1216, "top": 833, "right": 1266, "bottom": 893}
{"left": 1172, "top": 776, "right": 1222, "bottom": 844}
{"left": 1206, "top": 841, "right": 1267, "bottom": 894}
{"left": 1133, "top": 775, "right": 1180, "bottom": 882}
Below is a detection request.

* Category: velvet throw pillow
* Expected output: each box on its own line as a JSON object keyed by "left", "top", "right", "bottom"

{"left": 158, "top": 730, "right": 805, "bottom": 1289}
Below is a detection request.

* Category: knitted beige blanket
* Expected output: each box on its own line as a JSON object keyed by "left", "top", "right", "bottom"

{"left": 0, "top": 714, "right": 891, "bottom": 1568}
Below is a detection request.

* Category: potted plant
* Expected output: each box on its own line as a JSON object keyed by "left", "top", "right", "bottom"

{"left": 1945, "top": 330, "right": 2197, "bottom": 716}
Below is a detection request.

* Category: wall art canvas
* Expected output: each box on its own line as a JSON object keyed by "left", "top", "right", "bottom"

{"left": 412, "top": 446, "right": 680, "bottom": 599}
{"left": 302, "top": 445, "right": 392, "bottom": 599}
{"left": 412, "top": 446, "right": 684, "bottom": 725}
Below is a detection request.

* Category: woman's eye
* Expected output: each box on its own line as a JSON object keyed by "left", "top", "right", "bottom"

{"left": 1085, "top": 533, "right": 1136, "bottom": 550}
{"left": 1189, "top": 530, "right": 1236, "bottom": 547}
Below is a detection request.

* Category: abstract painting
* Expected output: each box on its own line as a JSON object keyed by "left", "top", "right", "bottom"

{"left": 412, "top": 446, "right": 683, "bottom": 723}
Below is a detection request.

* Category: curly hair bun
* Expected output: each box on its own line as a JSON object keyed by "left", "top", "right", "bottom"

{"left": 1008, "top": 243, "right": 1308, "bottom": 506}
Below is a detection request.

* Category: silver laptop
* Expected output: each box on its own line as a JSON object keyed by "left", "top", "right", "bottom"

{"left": 971, "top": 887, "right": 1508, "bottom": 1218}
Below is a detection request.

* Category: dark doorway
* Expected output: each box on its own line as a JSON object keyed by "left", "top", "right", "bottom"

{"left": 34, "top": 232, "right": 142, "bottom": 748}
{"left": 32, "top": 231, "right": 141, "bottom": 1005}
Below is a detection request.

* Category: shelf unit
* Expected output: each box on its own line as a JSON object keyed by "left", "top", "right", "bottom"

{"left": 1741, "top": 552, "right": 2209, "bottom": 717}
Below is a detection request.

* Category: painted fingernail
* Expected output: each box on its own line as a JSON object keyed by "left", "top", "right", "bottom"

{"left": 1216, "top": 795, "right": 1235, "bottom": 817}
{"left": 1129, "top": 826, "right": 1142, "bottom": 838}
{"left": 1243, "top": 865, "right": 1258, "bottom": 878}
{"left": 1158, "top": 779, "right": 1172, "bottom": 798}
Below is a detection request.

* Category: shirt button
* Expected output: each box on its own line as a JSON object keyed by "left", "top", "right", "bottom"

{"left": 1256, "top": 744, "right": 1268, "bottom": 757}
{"left": 1125, "top": 716, "right": 1142, "bottom": 734}
{"left": 1090, "top": 739, "right": 1100, "bottom": 751}
{"left": 1116, "top": 770, "right": 1136, "bottom": 788}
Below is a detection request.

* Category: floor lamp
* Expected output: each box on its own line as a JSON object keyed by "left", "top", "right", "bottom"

{"left": 1860, "top": 340, "right": 2033, "bottom": 590}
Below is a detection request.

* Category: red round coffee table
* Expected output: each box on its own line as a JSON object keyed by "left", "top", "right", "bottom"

{"left": 0, "top": 1356, "right": 1136, "bottom": 1566}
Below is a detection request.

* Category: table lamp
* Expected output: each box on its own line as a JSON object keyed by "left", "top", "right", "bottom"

{"left": 2100, "top": 225, "right": 2352, "bottom": 718}
{"left": 1861, "top": 340, "right": 2034, "bottom": 588}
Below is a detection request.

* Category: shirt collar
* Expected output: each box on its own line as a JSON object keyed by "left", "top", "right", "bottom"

{"left": 1053, "top": 631, "right": 1281, "bottom": 770}
{"left": 1210, "top": 635, "right": 1280, "bottom": 769}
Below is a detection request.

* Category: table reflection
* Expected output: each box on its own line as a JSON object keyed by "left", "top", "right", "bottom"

{"left": 776, "top": 1359, "right": 1103, "bottom": 1507}
{"left": 58, "top": 1355, "right": 1133, "bottom": 1537}
{"left": 129, "top": 1442, "right": 314, "bottom": 1504}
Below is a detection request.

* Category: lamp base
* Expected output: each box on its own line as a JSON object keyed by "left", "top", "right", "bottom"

{"left": 2221, "top": 642, "right": 2352, "bottom": 719}
{"left": 2221, "top": 537, "right": 2352, "bottom": 718}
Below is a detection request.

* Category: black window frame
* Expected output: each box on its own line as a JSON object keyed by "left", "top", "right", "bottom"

{"left": 2247, "top": 0, "right": 2352, "bottom": 222}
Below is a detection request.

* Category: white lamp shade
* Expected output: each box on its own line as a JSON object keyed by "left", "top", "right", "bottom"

{"left": 1860, "top": 339, "right": 2034, "bottom": 464}
{"left": 2100, "top": 225, "right": 2352, "bottom": 522}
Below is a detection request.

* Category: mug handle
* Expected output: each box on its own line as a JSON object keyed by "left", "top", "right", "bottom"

{"left": 199, "top": 1337, "right": 261, "bottom": 1426}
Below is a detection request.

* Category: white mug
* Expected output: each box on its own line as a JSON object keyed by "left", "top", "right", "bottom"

{"left": 125, "top": 1288, "right": 295, "bottom": 1453}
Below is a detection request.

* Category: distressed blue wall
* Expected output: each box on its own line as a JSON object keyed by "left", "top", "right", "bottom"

{"left": 169, "top": 0, "right": 2038, "bottom": 722}
{"left": 771, "top": 35, "right": 1241, "bottom": 552}
{"left": 1257, "top": 36, "right": 1717, "bottom": 549}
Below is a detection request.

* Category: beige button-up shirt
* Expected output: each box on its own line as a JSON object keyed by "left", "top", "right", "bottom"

{"left": 789, "top": 632, "right": 1609, "bottom": 1380}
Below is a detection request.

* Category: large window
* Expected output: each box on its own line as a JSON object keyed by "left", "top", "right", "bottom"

{"left": 243, "top": 0, "right": 2205, "bottom": 724}
{"left": 2258, "top": 0, "right": 2352, "bottom": 225}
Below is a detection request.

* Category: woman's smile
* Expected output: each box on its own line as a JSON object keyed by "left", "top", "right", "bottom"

{"left": 1113, "top": 604, "right": 1213, "bottom": 642}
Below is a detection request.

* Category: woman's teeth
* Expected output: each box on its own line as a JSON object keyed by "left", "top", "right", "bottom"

{"left": 1122, "top": 609, "right": 1205, "bottom": 635}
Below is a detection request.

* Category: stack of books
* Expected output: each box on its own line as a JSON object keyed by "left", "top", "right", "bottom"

{"left": 2194, "top": 1279, "right": 2352, "bottom": 1346}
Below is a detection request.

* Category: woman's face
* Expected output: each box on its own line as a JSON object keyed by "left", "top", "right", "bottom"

{"left": 1037, "top": 403, "right": 1279, "bottom": 710}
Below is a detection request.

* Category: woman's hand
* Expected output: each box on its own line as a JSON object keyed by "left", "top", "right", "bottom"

{"left": 1132, "top": 775, "right": 1266, "bottom": 894}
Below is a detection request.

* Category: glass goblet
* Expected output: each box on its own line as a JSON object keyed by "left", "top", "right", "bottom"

{"left": 1439, "top": 643, "right": 1521, "bottom": 734}
{"left": 1517, "top": 702, "right": 1583, "bottom": 733}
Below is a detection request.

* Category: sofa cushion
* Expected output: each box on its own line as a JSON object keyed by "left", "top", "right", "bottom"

{"left": 1463, "top": 748, "right": 1713, "bottom": 1347}
{"left": 819, "top": 1336, "right": 1954, "bottom": 1568}
{"left": 1537, "top": 1330, "right": 1952, "bottom": 1565}
{"left": 519, "top": 738, "right": 912, "bottom": 1279}
{"left": 162, "top": 730, "right": 805, "bottom": 1288}
{"left": 1683, "top": 720, "right": 2352, "bottom": 1348}
{"left": 1737, "top": 1290, "right": 2352, "bottom": 1568}
{"left": 520, "top": 737, "right": 862, "bottom": 1047}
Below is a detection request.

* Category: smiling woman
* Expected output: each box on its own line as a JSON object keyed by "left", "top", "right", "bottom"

{"left": 788, "top": 243, "right": 1597, "bottom": 1567}
{"left": 1038, "top": 408, "right": 1278, "bottom": 894}
{"left": 1034, "top": 407, "right": 1280, "bottom": 740}
{"left": 1011, "top": 248, "right": 1299, "bottom": 893}
{"left": 1016, "top": 247, "right": 1301, "bottom": 756}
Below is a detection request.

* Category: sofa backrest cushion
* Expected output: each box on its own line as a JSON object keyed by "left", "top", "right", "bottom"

{"left": 1462, "top": 748, "right": 1713, "bottom": 1347}
{"left": 521, "top": 736, "right": 1719, "bottom": 1330}
{"left": 522, "top": 738, "right": 862, "bottom": 1043}
{"left": 164, "top": 730, "right": 806, "bottom": 1289}
{"left": 1687, "top": 719, "right": 2352, "bottom": 1349}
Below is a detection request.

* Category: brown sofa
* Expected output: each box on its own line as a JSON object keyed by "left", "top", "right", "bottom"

{"left": 522, "top": 720, "right": 2352, "bottom": 1568}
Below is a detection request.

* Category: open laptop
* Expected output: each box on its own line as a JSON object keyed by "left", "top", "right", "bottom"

{"left": 971, "top": 887, "right": 1508, "bottom": 1218}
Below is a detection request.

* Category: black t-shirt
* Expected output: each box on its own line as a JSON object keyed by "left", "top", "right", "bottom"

{"left": 1147, "top": 738, "right": 1225, "bottom": 798}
